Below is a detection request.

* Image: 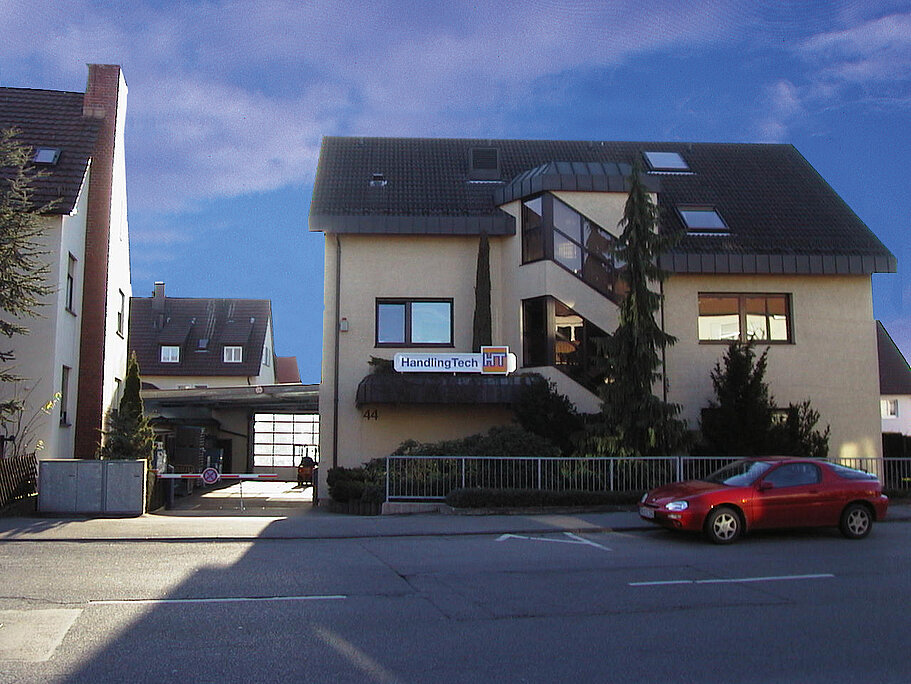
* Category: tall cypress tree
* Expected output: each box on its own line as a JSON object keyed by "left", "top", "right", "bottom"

{"left": 471, "top": 232, "right": 492, "bottom": 350}
{"left": 592, "top": 164, "right": 686, "bottom": 456}
{"left": 98, "top": 352, "right": 154, "bottom": 460}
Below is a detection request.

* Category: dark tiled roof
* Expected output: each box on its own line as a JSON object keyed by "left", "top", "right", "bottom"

{"left": 309, "top": 137, "right": 895, "bottom": 274}
{"left": 877, "top": 321, "right": 911, "bottom": 395}
{"left": 0, "top": 87, "right": 101, "bottom": 214}
{"left": 129, "top": 297, "right": 272, "bottom": 377}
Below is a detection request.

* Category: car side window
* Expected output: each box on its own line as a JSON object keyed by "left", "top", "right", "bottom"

{"left": 763, "top": 463, "right": 821, "bottom": 488}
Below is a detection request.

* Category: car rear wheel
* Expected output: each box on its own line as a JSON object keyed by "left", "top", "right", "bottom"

{"left": 840, "top": 503, "right": 872, "bottom": 539}
{"left": 705, "top": 506, "right": 741, "bottom": 544}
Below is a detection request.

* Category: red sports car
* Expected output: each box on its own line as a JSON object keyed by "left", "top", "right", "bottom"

{"left": 639, "top": 457, "right": 889, "bottom": 544}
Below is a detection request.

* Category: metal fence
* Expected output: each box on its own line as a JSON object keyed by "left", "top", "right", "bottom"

{"left": 0, "top": 454, "right": 38, "bottom": 508}
{"left": 385, "top": 454, "right": 911, "bottom": 501}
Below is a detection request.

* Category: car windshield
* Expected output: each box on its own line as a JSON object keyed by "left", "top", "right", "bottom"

{"left": 703, "top": 460, "right": 773, "bottom": 487}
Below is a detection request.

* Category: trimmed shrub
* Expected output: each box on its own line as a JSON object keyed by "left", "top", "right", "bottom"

{"left": 445, "top": 487, "right": 642, "bottom": 509}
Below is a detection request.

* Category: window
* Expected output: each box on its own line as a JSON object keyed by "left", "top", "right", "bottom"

{"left": 160, "top": 345, "right": 180, "bottom": 363}
{"left": 521, "top": 194, "right": 624, "bottom": 300}
{"left": 643, "top": 151, "right": 689, "bottom": 172}
{"left": 264, "top": 348, "right": 271, "bottom": 366}
{"left": 33, "top": 147, "right": 60, "bottom": 165}
{"left": 522, "top": 296, "right": 607, "bottom": 393}
{"left": 882, "top": 399, "right": 899, "bottom": 419}
{"left": 117, "top": 290, "right": 125, "bottom": 336}
{"left": 679, "top": 207, "right": 730, "bottom": 236}
{"left": 522, "top": 197, "right": 545, "bottom": 263}
{"left": 65, "top": 254, "right": 77, "bottom": 313}
{"left": 762, "top": 463, "right": 821, "bottom": 488}
{"left": 60, "top": 366, "right": 71, "bottom": 426}
{"left": 224, "top": 346, "right": 243, "bottom": 363}
{"left": 698, "top": 294, "right": 792, "bottom": 343}
{"left": 375, "top": 299, "right": 452, "bottom": 347}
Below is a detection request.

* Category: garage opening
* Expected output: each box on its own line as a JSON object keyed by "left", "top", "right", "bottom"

{"left": 252, "top": 412, "right": 319, "bottom": 482}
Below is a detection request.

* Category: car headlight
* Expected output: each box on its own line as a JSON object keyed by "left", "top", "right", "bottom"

{"left": 665, "top": 501, "right": 689, "bottom": 511}
{"left": 640, "top": 492, "right": 648, "bottom": 503}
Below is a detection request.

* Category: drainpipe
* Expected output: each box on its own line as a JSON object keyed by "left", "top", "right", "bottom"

{"left": 660, "top": 279, "right": 668, "bottom": 405}
{"left": 331, "top": 234, "right": 341, "bottom": 469}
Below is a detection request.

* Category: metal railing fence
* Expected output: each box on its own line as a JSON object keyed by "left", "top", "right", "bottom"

{"left": 0, "top": 454, "right": 38, "bottom": 507}
{"left": 385, "top": 454, "right": 911, "bottom": 501}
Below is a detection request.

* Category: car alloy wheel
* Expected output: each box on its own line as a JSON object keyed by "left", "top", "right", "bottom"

{"left": 840, "top": 503, "right": 872, "bottom": 539}
{"left": 706, "top": 506, "right": 741, "bottom": 544}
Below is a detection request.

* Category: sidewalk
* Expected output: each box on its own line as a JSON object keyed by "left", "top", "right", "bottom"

{"left": 1, "top": 499, "right": 909, "bottom": 543}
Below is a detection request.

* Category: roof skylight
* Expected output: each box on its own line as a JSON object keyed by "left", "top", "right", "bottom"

{"left": 679, "top": 207, "right": 730, "bottom": 236}
{"left": 643, "top": 151, "right": 689, "bottom": 172}
{"left": 33, "top": 147, "right": 61, "bottom": 165}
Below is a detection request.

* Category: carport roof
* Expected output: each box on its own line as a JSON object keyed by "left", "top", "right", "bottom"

{"left": 142, "top": 383, "right": 319, "bottom": 412}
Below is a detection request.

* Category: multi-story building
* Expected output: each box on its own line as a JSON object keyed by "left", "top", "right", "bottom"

{"left": 310, "top": 137, "right": 895, "bottom": 488}
{"left": 0, "top": 65, "right": 131, "bottom": 460}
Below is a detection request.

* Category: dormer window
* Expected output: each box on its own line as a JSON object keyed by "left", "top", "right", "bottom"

{"left": 679, "top": 207, "right": 730, "bottom": 236}
{"left": 643, "top": 151, "right": 689, "bottom": 172}
{"left": 224, "top": 346, "right": 243, "bottom": 363}
{"left": 33, "top": 147, "right": 61, "bottom": 165}
{"left": 161, "top": 345, "right": 180, "bottom": 363}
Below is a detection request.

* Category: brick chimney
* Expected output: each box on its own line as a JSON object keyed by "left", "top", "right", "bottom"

{"left": 73, "top": 64, "right": 126, "bottom": 459}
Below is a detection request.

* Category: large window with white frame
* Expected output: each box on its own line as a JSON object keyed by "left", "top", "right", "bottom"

{"left": 224, "top": 345, "right": 243, "bottom": 363}
{"left": 160, "top": 345, "right": 180, "bottom": 363}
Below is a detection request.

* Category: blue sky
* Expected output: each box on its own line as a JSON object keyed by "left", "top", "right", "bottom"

{"left": 1, "top": 0, "right": 909, "bottom": 383}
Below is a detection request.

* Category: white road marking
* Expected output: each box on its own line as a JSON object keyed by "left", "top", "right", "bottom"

{"left": 496, "top": 532, "right": 612, "bottom": 551}
{"left": 629, "top": 573, "right": 835, "bottom": 587}
{"left": 89, "top": 594, "right": 346, "bottom": 606}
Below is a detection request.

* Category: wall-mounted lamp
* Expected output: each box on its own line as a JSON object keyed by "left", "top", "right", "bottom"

{"left": 339, "top": 317, "right": 349, "bottom": 332}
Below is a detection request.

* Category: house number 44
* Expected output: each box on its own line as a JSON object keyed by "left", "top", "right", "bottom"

{"left": 362, "top": 409, "right": 378, "bottom": 421}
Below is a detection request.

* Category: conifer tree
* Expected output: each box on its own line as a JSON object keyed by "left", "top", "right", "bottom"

{"left": 471, "top": 232, "right": 492, "bottom": 350}
{"left": 0, "top": 129, "right": 55, "bottom": 419}
{"left": 98, "top": 352, "right": 154, "bottom": 460}
{"left": 592, "top": 164, "right": 686, "bottom": 456}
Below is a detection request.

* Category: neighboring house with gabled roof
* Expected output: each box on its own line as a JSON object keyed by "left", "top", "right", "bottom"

{"left": 310, "top": 136, "right": 895, "bottom": 479}
{"left": 128, "top": 282, "right": 312, "bottom": 477}
{"left": 877, "top": 321, "right": 911, "bottom": 436}
{"left": 0, "top": 65, "right": 131, "bottom": 460}
{"left": 128, "top": 282, "right": 277, "bottom": 389}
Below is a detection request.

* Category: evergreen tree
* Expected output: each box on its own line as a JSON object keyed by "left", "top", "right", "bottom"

{"left": 699, "top": 341, "right": 775, "bottom": 456}
{"left": 98, "top": 352, "right": 154, "bottom": 460}
{"left": 0, "top": 129, "right": 55, "bottom": 419}
{"left": 471, "top": 232, "right": 492, "bottom": 350}
{"left": 592, "top": 164, "right": 686, "bottom": 456}
{"left": 699, "top": 341, "right": 830, "bottom": 458}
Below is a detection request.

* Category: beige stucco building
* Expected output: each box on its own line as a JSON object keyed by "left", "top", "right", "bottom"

{"left": 309, "top": 138, "right": 895, "bottom": 498}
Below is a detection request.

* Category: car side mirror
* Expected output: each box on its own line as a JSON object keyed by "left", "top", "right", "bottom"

{"left": 759, "top": 480, "right": 775, "bottom": 491}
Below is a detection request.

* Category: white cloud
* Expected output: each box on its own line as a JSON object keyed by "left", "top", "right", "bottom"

{"left": 798, "top": 12, "right": 911, "bottom": 101}
{"left": 0, "top": 0, "right": 757, "bottom": 208}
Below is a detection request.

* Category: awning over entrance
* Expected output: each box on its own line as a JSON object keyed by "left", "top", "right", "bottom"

{"left": 356, "top": 373, "right": 535, "bottom": 406}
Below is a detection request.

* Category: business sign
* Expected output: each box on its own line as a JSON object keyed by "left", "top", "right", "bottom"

{"left": 394, "top": 346, "right": 517, "bottom": 375}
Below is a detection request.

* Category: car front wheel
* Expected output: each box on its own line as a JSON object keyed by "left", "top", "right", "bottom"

{"left": 705, "top": 506, "right": 741, "bottom": 544}
{"left": 840, "top": 503, "right": 872, "bottom": 539}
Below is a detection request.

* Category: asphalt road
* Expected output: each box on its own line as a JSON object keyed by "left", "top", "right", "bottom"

{"left": 2, "top": 522, "right": 910, "bottom": 683}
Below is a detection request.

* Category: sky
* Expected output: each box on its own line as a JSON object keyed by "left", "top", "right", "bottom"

{"left": 1, "top": 0, "right": 909, "bottom": 384}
